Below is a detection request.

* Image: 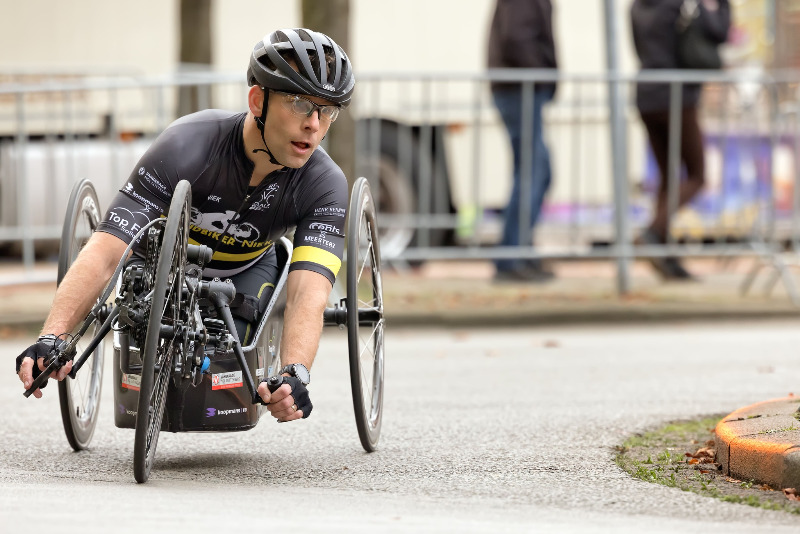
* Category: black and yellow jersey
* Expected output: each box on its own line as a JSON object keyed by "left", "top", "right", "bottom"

{"left": 96, "top": 110, "right": 347, "bottom": 284}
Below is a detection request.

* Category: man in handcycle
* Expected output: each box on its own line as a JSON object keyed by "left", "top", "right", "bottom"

{"left": 15, "top": 28, "right": 355, "bottom": 424}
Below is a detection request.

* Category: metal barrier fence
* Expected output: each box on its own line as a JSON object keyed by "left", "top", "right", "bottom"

{"left": 1, "top": 70, "right": 799, "bottom": 299}
{"left": 354, "top": 68, "right": 800, "bottom": 300}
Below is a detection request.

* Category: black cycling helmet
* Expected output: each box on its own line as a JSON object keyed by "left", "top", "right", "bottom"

{"left": 247, "top": 28, "right": 355, "bottom": 106}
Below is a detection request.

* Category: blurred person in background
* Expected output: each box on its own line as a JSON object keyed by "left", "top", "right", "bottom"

{"left": 631, "top": 0, "right": 731, "bottom": 280}
{"left": 488, "top": 0, "right": 558, "bottom": 283}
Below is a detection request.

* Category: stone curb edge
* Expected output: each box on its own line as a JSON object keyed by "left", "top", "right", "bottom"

{"left": 715, "top": 396, "right": 800, "bottom": 490}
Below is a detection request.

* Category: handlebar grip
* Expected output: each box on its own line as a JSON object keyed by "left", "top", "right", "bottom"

{"left": 266, "top": 375, "right": 284, "bottom": 393}
{"left": 22, "top": 360, "right": 57, "bottom": 398}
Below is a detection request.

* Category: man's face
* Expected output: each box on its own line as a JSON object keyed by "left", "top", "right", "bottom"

{"left": 261, "top": 90, "right": 335, "bottom": 168}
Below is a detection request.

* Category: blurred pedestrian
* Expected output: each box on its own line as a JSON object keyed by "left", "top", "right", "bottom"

{"left": 487, "top": 0, "right": 558, "bottom": 282}
{"left": 631, "top": 0, "right": 731, "bottom": 279}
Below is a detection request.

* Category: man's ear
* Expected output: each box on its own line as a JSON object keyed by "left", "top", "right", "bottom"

{"left": 248, "top": 86, "right": 265, "bottom": 116}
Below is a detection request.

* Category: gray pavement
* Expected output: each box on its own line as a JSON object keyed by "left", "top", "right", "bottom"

{"left": 3, "top": 323, "right": 800, "bottom": 531}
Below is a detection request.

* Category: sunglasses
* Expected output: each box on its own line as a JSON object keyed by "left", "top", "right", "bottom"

{"left": 275, "top": 91, "right": 340, "bottom": 123}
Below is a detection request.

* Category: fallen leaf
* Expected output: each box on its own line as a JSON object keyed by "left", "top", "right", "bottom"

{"left": 688, "top": 458, "right": 700, "bottom": 465}
{"left": 699, "top": 470, "right": 711, "bottom": 474}
{"left": 784, "top": 488, "right": 799, "bottom": 501}
{"left": 726, "top": 477, "right": 742, "bottom": 484}
{"left": 760, "top": 484, "right": 774, "bottom": 491}
{"left": 686, "top": 447, "right": 716, "bottom": 460}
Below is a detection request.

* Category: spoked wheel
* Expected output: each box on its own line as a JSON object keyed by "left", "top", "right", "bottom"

{"left": 346, "top": 177, "right": 385, "bottom": 452}
{"left": 133, "top": 180, "right": 191, "bottom": 483}
{"left": 57, "top": 179, "right": 105, "bottom": 451}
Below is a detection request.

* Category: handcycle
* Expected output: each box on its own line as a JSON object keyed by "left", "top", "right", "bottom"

{"left": 24, "top": 176, "right": 385, "bottom": 483}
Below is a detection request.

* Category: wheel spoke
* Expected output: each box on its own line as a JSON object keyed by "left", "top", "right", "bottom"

{"left": 356, "top": 239, "right": 373, "bottom": 286}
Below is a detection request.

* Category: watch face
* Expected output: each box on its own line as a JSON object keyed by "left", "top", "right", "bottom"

{"left": 285, "top": 363, "right": 310, "bottom": 385}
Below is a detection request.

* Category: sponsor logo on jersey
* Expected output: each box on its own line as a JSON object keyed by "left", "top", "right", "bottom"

{"left": 208, "top": 195, "right": 222, "bottom": 202}
{"left": 314, "top": 206, "right": 346, "bottom": 218}
{"left": 304, "top": 234, "right": 335, "bottom": 249}
{"left": 250, "top": 183, "right": 279, "bottom": 212}
{"left": 190, "top": 210, "right": 263, "bottom": 246}
{"left": 107, "top": 207, "right": 153, "bottom": 241}
{"left": 211, "top": 371, "right": 243, "bottom": 390}
{"left": 121, "top": 182, "right": 162, "bottom": 213}
{"left": 308, "top": 222, "right": 340, "bottom": 234}
{"left": 136, "top": 166, "right": 169, "bottom": 196}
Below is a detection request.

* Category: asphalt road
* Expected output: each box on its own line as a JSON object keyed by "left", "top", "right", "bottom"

{"left": 2, "top": 321, "right": 800, "bottom": 533}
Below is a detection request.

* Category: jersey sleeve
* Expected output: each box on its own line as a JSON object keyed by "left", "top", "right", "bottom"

{"left": 290, "top": 169, "right": 348, "bottom": 285}
{"left": 96, "top": 120, "right": 209, "bottom": 245}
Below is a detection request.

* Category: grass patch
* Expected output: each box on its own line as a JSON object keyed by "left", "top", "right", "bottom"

{"left": 614, "top": 414, "right": 800, "bottom": 515}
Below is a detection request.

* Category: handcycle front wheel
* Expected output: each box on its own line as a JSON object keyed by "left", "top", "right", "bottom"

{"left": 133, "top": 180, "right": 192, "bottom": 483}
{"left": 57, "top": 179, "right": 105, "bottom": 451}
{"left": 346, "top": 177, "right": 385, "bottom": 452}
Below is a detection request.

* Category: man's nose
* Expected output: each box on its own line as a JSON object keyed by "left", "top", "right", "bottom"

{"left": 303, "top": 109, "right": 321, "bottom": 130}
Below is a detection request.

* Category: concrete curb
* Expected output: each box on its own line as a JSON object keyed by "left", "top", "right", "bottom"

{"left": 715, "top": 396, "right": 800, "bottom": 489}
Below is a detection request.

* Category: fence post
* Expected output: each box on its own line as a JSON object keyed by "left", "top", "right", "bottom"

{"left": 15, "top": 92, "right": 34, "bottom": 271}
{"left": 603, "top": 0, "right": 631, "bottom": 295}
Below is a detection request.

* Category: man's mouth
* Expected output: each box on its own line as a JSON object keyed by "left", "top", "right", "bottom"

{"left": 291, "top": 141, "right": 311, "bottom": 150}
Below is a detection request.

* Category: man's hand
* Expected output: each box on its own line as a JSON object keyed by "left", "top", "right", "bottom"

{"left": 257, "top": 376, "right": 313, "bottom": 422}
{"left": 16, "top": 338, "right": 73, "bottom": 398}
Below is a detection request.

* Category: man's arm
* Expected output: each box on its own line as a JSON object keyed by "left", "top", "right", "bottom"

{"left": 18, "top": 231, "right": 128, "bottom": 396}
{"left": 256, "top": 269, "right": 332, "bottom": 421}
{"left": 42, "top": 232, "right": 128, "bottom": 336}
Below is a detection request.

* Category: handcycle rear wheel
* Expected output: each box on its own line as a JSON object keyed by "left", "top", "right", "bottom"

{"left": 57, "top": 179, "right": 105, "bottom": 451}
{"left": 133, "top": 180, "right": 191, "bottom": 483}
{"left": 346, "top": 177, "right": 385, "bottom": 452}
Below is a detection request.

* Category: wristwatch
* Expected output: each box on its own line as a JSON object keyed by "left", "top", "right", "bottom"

{"left": 280, "top": 363, "right": 310, "bottom": 385}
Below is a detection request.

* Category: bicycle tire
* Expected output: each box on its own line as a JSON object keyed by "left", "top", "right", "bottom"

{"left": 346, "top": 177, "right": 385, "bottom": 452}
{"left": 133, "top": 180, "right": 191, "bottom": 483}
{"left": 57, "top": 179, "right": 105, "bottom": 451}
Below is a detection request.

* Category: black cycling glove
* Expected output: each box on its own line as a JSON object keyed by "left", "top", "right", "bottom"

{"left": 15, "top": 336, "right": 66, "bottom": 389}
{"left": 259, "top": 375, "right": 313, "bottom": 419}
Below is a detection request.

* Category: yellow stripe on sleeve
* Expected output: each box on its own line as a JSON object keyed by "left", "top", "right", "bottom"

{"left": 290, "top": 246, "right": 342, "bottom": 276}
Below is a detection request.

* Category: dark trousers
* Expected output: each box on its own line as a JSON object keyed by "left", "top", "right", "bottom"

{"left": 639, "top": 107, "right": 706, "bottom": 241}
{"left": 491, "top": 86, "right": 554, "bottom": 272}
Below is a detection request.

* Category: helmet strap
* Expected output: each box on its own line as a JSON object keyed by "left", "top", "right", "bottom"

{"left": 252, "top": 89, "right": 283, "bottom": 167}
